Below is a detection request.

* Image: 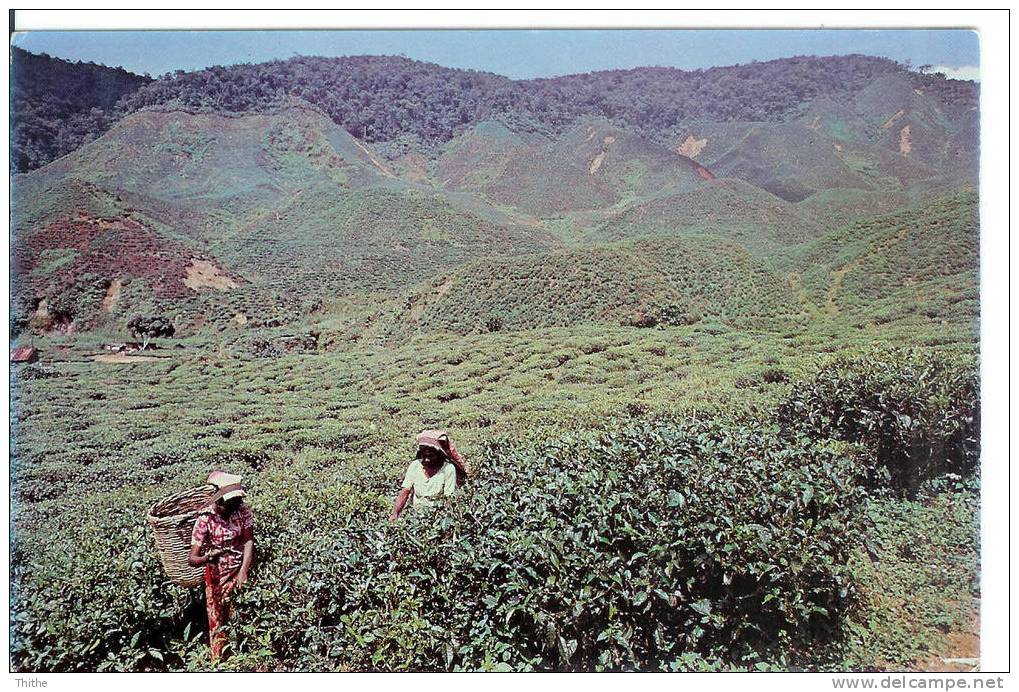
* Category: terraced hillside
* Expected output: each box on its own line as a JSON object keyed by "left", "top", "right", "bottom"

{"left": 10, "top": 103, "right": 556, "bottom": 333}
{"left": 584, "top": 178, "right": 824, "bottom": 249}
{"left": 218, "top": 184, "right": 557, "bottom": 297}
{"left": 781, "top": 191, "right": 979, "bottom": 327}
{"left": 10, "top": 49, "right": 979, "bottom": 340}
{"left": 363, "top": 236, "right": 802, "bottom": 343}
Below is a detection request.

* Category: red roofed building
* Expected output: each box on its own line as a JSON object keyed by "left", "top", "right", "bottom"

{"left": 11, "top": 346, "right": 38, "bottom": 363}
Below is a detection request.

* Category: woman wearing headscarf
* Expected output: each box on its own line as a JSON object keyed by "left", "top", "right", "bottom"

{"left": 188, "top": 471, "right": 255, "bottom": 662}
{"left": 390, "top": 429, "right": 470, "bottom": 521}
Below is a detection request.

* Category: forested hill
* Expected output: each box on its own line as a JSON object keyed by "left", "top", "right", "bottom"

{"left": 117, "top": 53, "right": 909, "bottom": 140}
{"left": 12, "top": 50, "right": 978, "bottom": 171}
{"left": 11, "top": 47, "right": 152, "bottom": 172}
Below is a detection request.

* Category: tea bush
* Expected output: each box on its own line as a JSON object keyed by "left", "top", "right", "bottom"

{"left": 9, "top": 324, "right": 980, "bottom": 671}
{"left": 229, "top": 417, "right": 867, "bottom": 671}
{"left": 777, "top": 349, "right": 979, "bottom": 492}
{"left": 10, "top": 492, "right": 199, "bottom": 671}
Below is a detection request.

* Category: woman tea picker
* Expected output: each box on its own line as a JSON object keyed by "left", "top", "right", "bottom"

{"left": 188, "top": 471, "right": 255, "bottom": 661}
{"left": 390, "top": 429, "right": 470, "bottom": 521}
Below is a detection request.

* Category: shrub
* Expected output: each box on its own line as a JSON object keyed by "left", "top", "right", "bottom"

{"left": 11, "top": 497, "right": 199, "bottom": 672}
{"left": 229, "top": 417, "right": 866, "bottom": 671}
{"left": 777, "top": 349, "right": 979, "bottom": 492}
{"left": 484, "top": 315, "right": 505, "bottom": 333}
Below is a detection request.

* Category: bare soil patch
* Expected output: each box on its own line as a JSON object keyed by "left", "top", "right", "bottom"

{"left": 899, "top": 125, "right": 912, "bottom": 155}
{"left": 101, "top": 278, "right": 122, "bottom": 312}
{"left": 677, "top": 135, "right": 708, "bottom": 159}
{"left": 882, "top": 109, "right": 906, "bottom": 130}
{"left": 922, "top": 612, "right": 980, "bottom": 672}
{"left": 93, "top": 353, "right": 167, "bottom": 363}
{"left": 184, "top": 259, "right": 239, "bottom": 291}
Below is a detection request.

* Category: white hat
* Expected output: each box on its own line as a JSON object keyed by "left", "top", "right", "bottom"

{"left": 207, "top": 470, "right": 246, "bottom": 501}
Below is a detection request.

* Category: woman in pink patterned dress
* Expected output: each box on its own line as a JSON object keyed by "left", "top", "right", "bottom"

{"left": 187, "top": 471, "right": 255, "bottom": 662}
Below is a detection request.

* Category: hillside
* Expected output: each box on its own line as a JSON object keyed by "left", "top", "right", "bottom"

{"left": 781, "top": 191, "right": 979, "bottom": 326}
{"left": 10, "top": 103, "right": 557, "bottom": 334}
{"left": 359, "top": 236, "right": 802, "bottom": 343}
{"left": 20, "top": 100, "right": 399, "bottom": 219}
{"left": 11, "top": 47, "right": 151, "bottom": 173}
{"left": 436, "top": 118, "right": 715, "bottom": 215}
{"left": 9, "top": 50, "right": 979, "bottom": 341}
{"left": 216, "top": 183, "right": 557, "bottom": 297}
{"left": 583, "top": 177, "right": 824, "bottom": 248}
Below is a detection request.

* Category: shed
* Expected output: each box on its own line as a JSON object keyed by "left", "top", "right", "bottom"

{"left": 11, "top": 346, "right": 38, "bottom": 363}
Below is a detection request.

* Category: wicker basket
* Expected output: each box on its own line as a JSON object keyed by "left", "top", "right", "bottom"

{"left": 148, "top": 484, "right": 218, "bottom": 587}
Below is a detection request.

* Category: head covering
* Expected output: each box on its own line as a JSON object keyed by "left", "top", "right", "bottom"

{"left": 416, "top": 429, "right": 471, "bottom": 484}
{"left": 416, "top": 429, "right": 452, "bottom": 457}
{"left": 207, "top": 470, "right": 246, "bottom": 502}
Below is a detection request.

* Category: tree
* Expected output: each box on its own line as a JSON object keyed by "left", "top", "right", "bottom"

{"left": 127, "top": 315, "right": 175, "bottom": 349}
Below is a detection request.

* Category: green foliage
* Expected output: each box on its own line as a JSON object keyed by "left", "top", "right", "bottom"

{"left": 841, "top": 481, "right": 980, "bottom": 669}
{"left": 778, "top": 349, "right": 979, "bottom": 492}
{"left": 11, "top": 47, "right": 151, "bottom": 172}
{"left": 7, "top": 44, "right": 983, "bottom": 674}
{"left": 376, "top": 237, "right": 800, "bottom": 341}
{"left": 784, "top": 192, "right": 979, "bottom": 327}
{"left": 8, "top": 317, "right": 980, "bottom": 671}
{"left": 11, "top": 414, "right": 868, "bottom": 671}
{"left": 10, "top": 491, "right": 200, "bottom": 671}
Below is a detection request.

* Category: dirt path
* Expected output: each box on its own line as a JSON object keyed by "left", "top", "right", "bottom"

{"left": 899, "top": 125, "right": 913, "bottom": 156}
{"left": 353, "top": 139, "right": 396, "bottom": 179}
{"left": 921, "top": 612, "right": 980, "bottom": 672}
{"left": 92, "top": 353, "right": 168, "bottom": 363}
{"left": 824, "top": 226, "right": 913, "bottom": 316}
{"left": 825, "top": 265, "right": 854, "bottom": 316}
{"left": 408, "top": 276, "right": 455, "bottom": 322}
{"left": 785, "top": 271, "right": 813, "bottom": 313}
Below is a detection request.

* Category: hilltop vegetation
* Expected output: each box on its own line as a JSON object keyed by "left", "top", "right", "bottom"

{"left": 11, "top": 47, "right": 152, "bottom": 172}
{"left": 13, "top": 50, "right": 977, "bottom": 172}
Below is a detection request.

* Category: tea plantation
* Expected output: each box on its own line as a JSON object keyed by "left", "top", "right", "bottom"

{"left": 9, "top": 48, "right": 982, "bottom": 672}
{"left": 10, "top": 317, "right": 979, "bottom": 671}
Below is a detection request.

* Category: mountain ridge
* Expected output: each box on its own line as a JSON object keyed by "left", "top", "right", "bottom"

{"left": 10, "top": 48, "right": 980, "bottom": 342}
{"left": 13, "top": 49, "right": 978, "bottom": 172}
